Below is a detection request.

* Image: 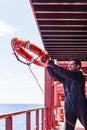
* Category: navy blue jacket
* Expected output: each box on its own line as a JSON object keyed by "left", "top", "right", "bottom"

{"left": 47, "top": 64, "right": 86, "bottom": 114}
{"left": 47, "top": 61, "right": 87, "bottom": 129}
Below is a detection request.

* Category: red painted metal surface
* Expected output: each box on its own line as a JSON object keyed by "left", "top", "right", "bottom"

{"left": 26, "top": 112, "right": 30, "bottom": 130}
{"left": 6, "top": 116, "right": 12, "bottom": 130}
{"left": 41, "top": 109, "right": 44, "bottom": 130}
{"left": 44, "top": 68, "right": 54, "bottom": 130}
{"left": 36, "top": 110, "right": 39, "bottom": 130}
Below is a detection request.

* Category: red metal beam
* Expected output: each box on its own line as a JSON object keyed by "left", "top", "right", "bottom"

{"left": 44, "top": 68, "right": 54, "bottom": 129}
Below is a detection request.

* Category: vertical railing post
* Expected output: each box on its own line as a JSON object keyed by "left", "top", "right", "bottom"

{"left": 42, "top": 108, "right": 46, "bottom": 130}
{"left": 45, "top": 107, "right": 48, "bottom": 130}
{"left": 6, "top": 116, "right": 12, "bottom": 130}
{"left": 44, "top": 68, "right": 54, "bottom": 130}
{"left": 41, "top": 109, "right": 44, "bottom": 130}
{"left": 36, "top": 110, "right": 39, "bottom": 130}
{"left": 26, "top": 112, "right": 31, "bottom": 130}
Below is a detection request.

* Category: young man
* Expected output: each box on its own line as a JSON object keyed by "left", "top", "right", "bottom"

{"left": 46, "top": 58, "right": 87, "bottom": 130}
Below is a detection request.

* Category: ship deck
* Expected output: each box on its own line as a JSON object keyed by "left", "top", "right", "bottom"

{"left": 52, "top": 120, "right": 85, "bottom": 130}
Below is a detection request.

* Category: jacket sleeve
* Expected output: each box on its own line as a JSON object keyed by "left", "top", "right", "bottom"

{"left": 47, "top": 66, "right": 65, "bottom": 83}
{"left": 48, "top": 61, "right": 84, "bottom": 82}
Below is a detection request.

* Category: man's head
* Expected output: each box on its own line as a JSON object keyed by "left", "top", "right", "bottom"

{"left": 68, "top": 58, "right": 81, "bottom": 71}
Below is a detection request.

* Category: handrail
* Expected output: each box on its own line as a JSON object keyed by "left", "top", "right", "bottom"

{"left": 0, "top": 106, "right": 47, "bottom": 130}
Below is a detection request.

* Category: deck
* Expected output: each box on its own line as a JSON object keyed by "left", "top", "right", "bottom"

{"left": 52, "top": 120, "right": 85, "bottom": 130}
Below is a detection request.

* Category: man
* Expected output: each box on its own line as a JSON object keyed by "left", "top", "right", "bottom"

{"left": 46, "top": 58, "right": 87, "bottom": 130}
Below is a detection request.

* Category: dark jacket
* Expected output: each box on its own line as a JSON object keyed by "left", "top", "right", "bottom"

{"left": 47, "top": 61, "right": 87, "bottom": 129}
{"left": 47, "top": 63, "right": 86, "bottom": 114}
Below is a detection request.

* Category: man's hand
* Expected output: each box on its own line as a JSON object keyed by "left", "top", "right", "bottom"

{"left": 41, "top": 56, "right": 55, "bottom": 68}
{"left": 41, "top": 55, "right": 51, "bottom": 64}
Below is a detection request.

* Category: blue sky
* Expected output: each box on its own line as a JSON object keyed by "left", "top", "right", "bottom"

{"left": 0, "top": 0, "right": 45, "bottom": 104}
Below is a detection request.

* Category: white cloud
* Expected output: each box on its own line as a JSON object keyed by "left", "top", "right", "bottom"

{"left": 0, "top": 20, "right": 19, "bottom": 36}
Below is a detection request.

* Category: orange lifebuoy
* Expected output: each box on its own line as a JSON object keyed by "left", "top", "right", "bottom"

{"left": 11, "top": 37, "right": 49, "bottom": 67}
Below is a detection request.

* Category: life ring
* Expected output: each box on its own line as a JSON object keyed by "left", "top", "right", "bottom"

{"left": 11, "top": 37, "right": 49, "bottom": 67}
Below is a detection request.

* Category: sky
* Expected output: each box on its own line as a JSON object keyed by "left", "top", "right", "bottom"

{"left": 0, "top": 0, "right": 45, "bottom": 104}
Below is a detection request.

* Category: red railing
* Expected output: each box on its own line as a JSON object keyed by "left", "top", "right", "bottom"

{"left": 0, "top": 107, "right": 47, "bottom": 130}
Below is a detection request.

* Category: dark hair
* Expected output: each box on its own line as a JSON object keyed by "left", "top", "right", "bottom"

{"left": 69, "top": 58, "right": 81, "bottom": 69}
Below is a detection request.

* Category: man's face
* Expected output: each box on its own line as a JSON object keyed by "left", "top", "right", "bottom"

{"left": 68, "top": 60, "right": 78, "bottom": 71}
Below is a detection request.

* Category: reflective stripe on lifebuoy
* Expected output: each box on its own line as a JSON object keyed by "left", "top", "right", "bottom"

{"left": 11, "top": 37, "right": 48, "bottom": 67}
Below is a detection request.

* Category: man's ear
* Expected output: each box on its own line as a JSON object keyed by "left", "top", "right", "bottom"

{"left": 76, "top": 65, "right": 80, "bottom": 70}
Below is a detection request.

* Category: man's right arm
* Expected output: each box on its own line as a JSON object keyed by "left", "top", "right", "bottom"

{"left": 47, "top": 66, "right": 65, "bottom": 83}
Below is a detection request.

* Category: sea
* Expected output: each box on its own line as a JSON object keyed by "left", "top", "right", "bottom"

{"left": 0, "top": 103, "right": 43, "bottom": 130}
